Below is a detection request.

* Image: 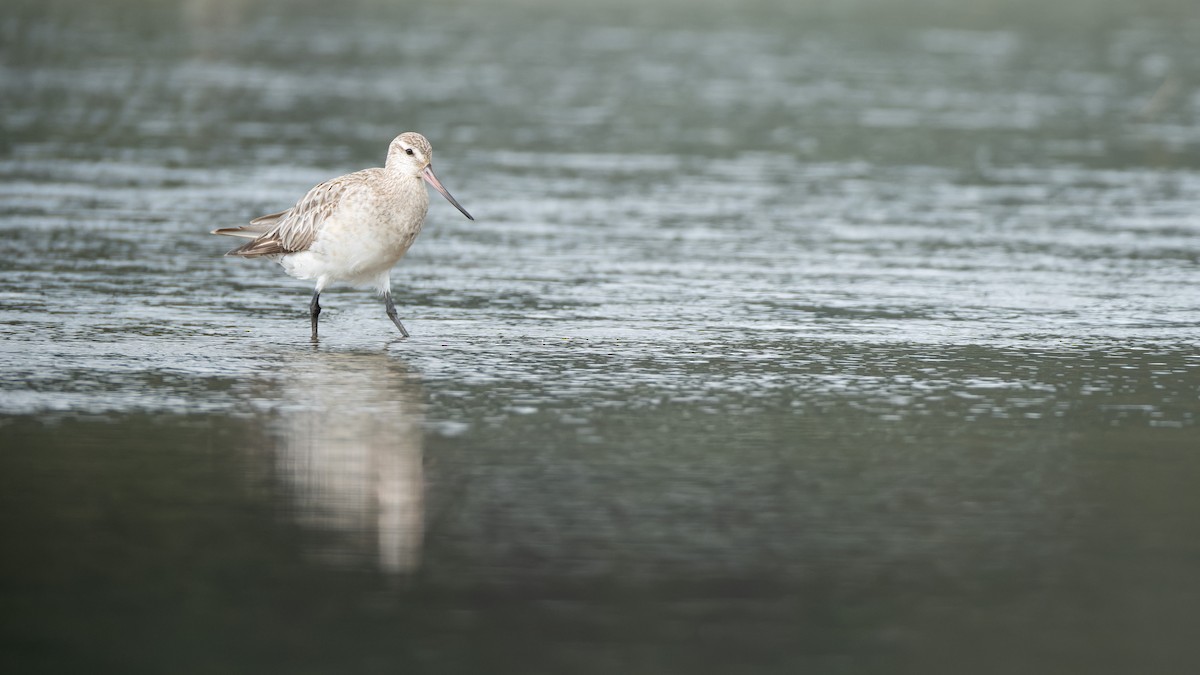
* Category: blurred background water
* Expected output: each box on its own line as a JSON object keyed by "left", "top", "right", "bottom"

{"left": 2, "top": 0, "right": 1200, "bottom": 673}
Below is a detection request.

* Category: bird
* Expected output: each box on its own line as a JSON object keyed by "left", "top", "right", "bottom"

{"left": 212, "top": 132, "right": 473, "bottom": 340}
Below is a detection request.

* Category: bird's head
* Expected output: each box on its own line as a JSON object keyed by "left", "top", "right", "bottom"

{"left": 387, "top": 132, "right": 473, "bottom": 220}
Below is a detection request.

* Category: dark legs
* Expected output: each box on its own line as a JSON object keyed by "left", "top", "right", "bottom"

{"left": 307, "top": 289, "right": 408, "bottom": 339}
{"left": 384, "top": 292, "right": 410, "bottom": 338}
{"left": 309, "top": 291, "right": 321, "bottom": 341}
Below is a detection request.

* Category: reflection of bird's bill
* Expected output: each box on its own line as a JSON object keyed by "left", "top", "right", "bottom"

{"left": 422, "top": 164, "right": 474, "bottom": 220}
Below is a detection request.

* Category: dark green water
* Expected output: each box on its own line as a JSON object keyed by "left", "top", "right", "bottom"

{"left": 2, "top": 1, "right": 1200, "bottom": 672}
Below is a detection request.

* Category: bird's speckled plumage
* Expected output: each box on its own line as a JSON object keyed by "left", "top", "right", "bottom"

{"left": 212, "top": 132, "right": 473, "bottom": 338}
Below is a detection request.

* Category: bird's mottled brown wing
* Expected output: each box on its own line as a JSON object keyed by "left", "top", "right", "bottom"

{"left": 221, "top": 175, "right": 362, "bottom": 258}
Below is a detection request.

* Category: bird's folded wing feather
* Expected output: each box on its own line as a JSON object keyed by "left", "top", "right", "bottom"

{"left": 214, "top": 177, "right": 356, "bottom": 257}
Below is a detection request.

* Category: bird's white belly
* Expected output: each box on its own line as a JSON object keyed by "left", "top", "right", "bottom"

{"left": 279, "top": 206, "right": 425, "bottom": 291}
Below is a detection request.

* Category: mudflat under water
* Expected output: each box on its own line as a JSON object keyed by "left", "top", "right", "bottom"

{"left": 2, "top": 1, "right": 1199, "bottom": 673}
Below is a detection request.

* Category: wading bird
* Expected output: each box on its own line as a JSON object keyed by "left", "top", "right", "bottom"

{"left": 213, "top": 132, "right": 473, "bottom": 340}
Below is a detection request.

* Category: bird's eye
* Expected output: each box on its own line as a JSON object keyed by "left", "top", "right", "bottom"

{"left": 405, "top": 148, "right": 415, "bottom": 156}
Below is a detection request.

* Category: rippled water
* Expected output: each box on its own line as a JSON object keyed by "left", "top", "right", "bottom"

{"left": 3, "top": 1, "right": 1200, "bottom": 673}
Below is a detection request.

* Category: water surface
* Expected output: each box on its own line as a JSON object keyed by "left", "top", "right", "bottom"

{"left": 2, "top": 1, "right": 1200, "bottom": 673}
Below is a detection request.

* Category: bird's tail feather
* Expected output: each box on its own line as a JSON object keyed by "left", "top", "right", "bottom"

{"left": 210, "top": 226, "right": 263, "bottom": 239}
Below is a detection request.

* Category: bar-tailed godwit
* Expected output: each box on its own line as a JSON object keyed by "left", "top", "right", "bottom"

{"left": 213, "top": 132, "right": 473, "bottom": 339}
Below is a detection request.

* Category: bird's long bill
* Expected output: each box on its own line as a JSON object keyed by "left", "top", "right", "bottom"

{"left": 422, "top": 165, "right": 474, "bottom": 221}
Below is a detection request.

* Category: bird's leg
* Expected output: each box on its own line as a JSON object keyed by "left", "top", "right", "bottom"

{"left": 383, "top": 292, "right": 410, "bottom": 338}
{"left": 310, "top": 291, "right": 321, "bottom": 341}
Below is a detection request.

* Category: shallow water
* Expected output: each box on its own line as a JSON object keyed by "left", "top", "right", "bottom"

{"left": 2, "top": 1, "right": 1200, "bottom": 673}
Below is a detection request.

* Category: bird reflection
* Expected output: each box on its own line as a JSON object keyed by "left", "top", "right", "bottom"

{"left": 272, "top": 351, "right": 424, "bottom": 575}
